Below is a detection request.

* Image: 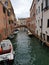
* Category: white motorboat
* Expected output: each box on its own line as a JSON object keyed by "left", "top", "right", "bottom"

{"left": 27, "top": 31, "right": 32, "bottom": 36}
{"left": 0, "top": 39, "right": 14, "bottom": 62}
{"left": 13, "top": 31, "right": 19, "bottom": 35}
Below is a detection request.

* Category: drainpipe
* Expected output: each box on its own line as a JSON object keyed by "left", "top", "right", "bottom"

{"left": 5, "top": 10, "right": 8, "bottom": 37}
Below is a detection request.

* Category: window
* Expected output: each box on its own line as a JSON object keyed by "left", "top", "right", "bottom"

{"left": 7, "top": 10, "right": 10, "bottom": 16}
{"left": 47, "top": 19, "right": 49, "bottom": 27}
{"left": 43, "top": 0, "right": 49, "bottom": 10}
{"left": 38, "top": 20, "right": 40, "bottom": 25}
{"left": 14, "top": 23, "right": 16, "bottom": 25}
{"left": 43, "top": 34, "right": 45, "bottom": 40}
{"left": 36, "top": 0, "right": 40, "bottom": 4}
{"left": 48, "top": 0, "right": 49, "bottom": 6}
{"left": 9, "top": 20, "right": 11, "bottom": 24}
{"left": 41, "top": 3, "right": 43, "bottom": 11}
{"left": 46, "top": 0, "right": 48, "bottom": 7}
{"left": 47, "top": 36, "right": 49, "bottom": 42}
{"left": 40, "top": 33, "right": 42, "bottom": 38}
{"left": 38, "top": 0, "right": 40, "bottom": 2}
{"left": 40, "top": 19, "right": 42, "bottom": 28}
{"left": 36, "top": 9, "right": 38, "bottom": 15}
{"left": 38, "top": 6, "right": 40, "bottom": 13}
{"left": 5, "top": 1, "right": 8, "bottom": 6}
{"left": 12, "top": 21, "right": 13, "bottom": 24}
{"left": 3, "top": 6, "right": 6, "bottom": 13}
{"left": 37, "top": 30, "right": 38, "bottom": 35}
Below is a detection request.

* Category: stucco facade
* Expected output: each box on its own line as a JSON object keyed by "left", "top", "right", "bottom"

{"left": 0, "top": 0, "right": 16, "bottom": 41}
{"left": 42, "top": 0, "right": 49, "bottom": 42}
{"left": 0, "top": 2, "right": 8, "bottom": 41}
{"left": 30, "top": 0, "right": 36, "bottom": 34}
{"left": 36, "top": 0, "right": 42, "bottom": 37}
{"left": 35, "top": 0, "right": 49, "bottom": 44}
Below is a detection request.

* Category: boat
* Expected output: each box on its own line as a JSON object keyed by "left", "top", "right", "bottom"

{"left": 13, "top": 31, "right": 19, "bottom": 35}
{"left": 0, "top": 39, "right": 15, "bottom": 62}
{"left": 27, "top": 31, "right": 32, "bottom": 36}
{"left": 8, "top": 34, "right": 14, "bottom": 39}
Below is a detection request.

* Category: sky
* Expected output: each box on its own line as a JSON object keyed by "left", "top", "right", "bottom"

{"left": 11, "top": 0, "right": 33, "bottom": 19}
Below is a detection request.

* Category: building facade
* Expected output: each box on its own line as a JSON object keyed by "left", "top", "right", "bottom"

{"left": 36, "top": 0, "right": 42, "bottom": 37}
{"left": 42, "top": 0, "right": 49, "bottom": 42}
{"left": 30, "top": 0, "right": 36, "bottom": 34}
{"left": 26, "top": 17, "right": 31, "bottom": 29}
{"left": 0, "top": 0, "right": 16, "bottom": 41}
{"left": 35, "top": 0, "right": 49, "bottom": 45}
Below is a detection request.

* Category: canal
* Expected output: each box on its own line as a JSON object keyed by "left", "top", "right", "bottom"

{"left": 1, "top": 31, "right": 49, "bottom": 65}
{"left": 11, "top": 31, "right": 49, "bottom": 65}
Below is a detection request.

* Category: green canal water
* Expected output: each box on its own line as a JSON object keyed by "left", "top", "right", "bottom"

{"left": 11, "top": 31, "right": 49, "bottom": 65}
{"left": 1, "top": 31, "right": 49, "bottom": 65}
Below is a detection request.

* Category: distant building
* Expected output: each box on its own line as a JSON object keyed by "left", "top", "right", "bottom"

{"left": 18, "top": 18, "right": 26, "bottom": 25}
{"left": 18, "top": 18, "right": 27, "bottom": 31}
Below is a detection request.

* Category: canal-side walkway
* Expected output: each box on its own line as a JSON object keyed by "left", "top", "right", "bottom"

{"left": 11, "top": 31, "right": 49, "bottom": 65}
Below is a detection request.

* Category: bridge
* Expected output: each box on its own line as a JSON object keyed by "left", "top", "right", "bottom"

{"left": 14, "top": 25, "right": 27, "bottom": 28}
{"left": 14, "top": 25, "right": 35, "bottom": 35}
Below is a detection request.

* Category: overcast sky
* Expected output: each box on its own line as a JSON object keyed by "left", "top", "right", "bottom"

{"left": 11, "top": 0, "right": 33, "bottom": 19}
